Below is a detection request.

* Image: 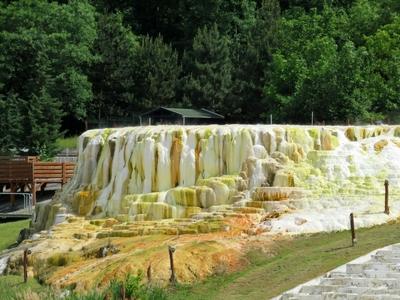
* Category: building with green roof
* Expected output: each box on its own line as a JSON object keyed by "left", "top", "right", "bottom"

{"left": 140, "top": 107, "right": 224, "bottom": 125}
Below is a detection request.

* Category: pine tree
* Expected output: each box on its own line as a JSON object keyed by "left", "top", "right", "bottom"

{"left": 229, "top": 0, "right": 280, "bottom": 123}
{"left": 182, "top": 24, "right": 232, "bottom": 113}
{"left": 132, "top": 36, "right": 182, "bottom": 110}
{"left": 0, "top": 16, "right": 63, "bottom": 157}
{"left": 0, "top": 94, "right": 23, "bottom": 155}
{"left": 24, "top": 89, "right": 62, "bottom": 158}
{"left": 90, "top": 12, "right": 139, "bottom": 119}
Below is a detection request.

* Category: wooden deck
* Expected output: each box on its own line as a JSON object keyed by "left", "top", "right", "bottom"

{"left": 0, "top": 156, "right": 75, "bottom": 205}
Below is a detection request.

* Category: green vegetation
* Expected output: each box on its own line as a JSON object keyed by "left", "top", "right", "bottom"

{"left": 168, "top": 221, "right": 400, "bottom": 299}
{"left": 0, "top": 220, "right": 29, "bottom": 251}
{"left": 56, "top": 136, "right": 78, "bottom": 151}
{"left": 1, "top": 221, "right": 400, "bottom": 299}
{"left": 0, "top": 272, "right": 167, "bottom": 300}
{"left": 0, "top": 275, "right": 53, "bottom": 300}
{"left": 1, "top": 0, "right": 400, "bottom": 155}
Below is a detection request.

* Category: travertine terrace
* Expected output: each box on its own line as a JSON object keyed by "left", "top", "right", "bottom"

{"left": 5, "top": 124, "right": 400, "bottom": 289}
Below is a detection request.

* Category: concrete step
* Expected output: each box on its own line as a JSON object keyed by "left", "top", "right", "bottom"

{"left": 300, "top": 285, "right": 338, "bottom": 294}
{"left": 283, "top": 291, "right": 400, "bottom": 300}
{"left": 388, "top": 244, "right": 400, "bottom": 251}
{"left": 371, "top": 254, "right": 400, "bottom": 263}
{"left": 322, "top": 292, "right": 400, "bottom": 300}
{"left": 320, "top": 277, "right": 400, "bottom": 288}
{"left": 363, "top": 269, "right": 400, "bottom": 278}
{"left": 301, "top": 284, "right": 400, "bottom": 295}
{"left": 346, "top": 262, "right": 400, "bottom": 274}
{"left": 280, "top": 294, "right": 322, "bottom": 300}
{"left": 336, "top": 286, "right": 400, "bottom": 295}
{"left": 277, "top": 243, "right": 400, "bottom": 300}
{"left": 375, "top": 250, "right": 400, "bottom": 258}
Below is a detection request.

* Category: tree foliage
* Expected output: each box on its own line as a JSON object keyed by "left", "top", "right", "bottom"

{"left": 0, "top": 0, "right": 95, "bottom": 156}
{"left": 182, "top": 24, "right": 232, "bottom": 113}
{"left": 133, "top": 36, "right": 181, "bottom": 111}
{"left": 90, "top": 12, "right": 138, "bottom": 119}
{"left": 0, "top": 0, "right": 400, "bottom": 155}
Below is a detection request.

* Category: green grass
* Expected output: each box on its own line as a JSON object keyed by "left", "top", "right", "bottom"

{"left": 168, "top": 221, "right": 400, "bottom": 300}
{"left": 0, "top": 220, "right": 30, "bottom": 251}
{"left": 0, "top": 273, "right": 167, "bottom": 300}
{"left": 56, "top": 136, "right": 78, "bottom": 150}
{"left": 1, "top": 221, "right": 400, "bottom": 299}
{"left": 0, "top": 275, "right": 52, "bottom": 300}
{"left": 0, "top": 220, "right": 49, "bottom": 300}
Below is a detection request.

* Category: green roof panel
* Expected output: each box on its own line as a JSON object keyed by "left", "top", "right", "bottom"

{"left": 141, "top": 107, "right": 224, "bottom": 119}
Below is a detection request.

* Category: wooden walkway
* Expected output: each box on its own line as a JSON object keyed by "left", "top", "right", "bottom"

{"left": 0, "top": 156, "right": 75, "bottom": 205}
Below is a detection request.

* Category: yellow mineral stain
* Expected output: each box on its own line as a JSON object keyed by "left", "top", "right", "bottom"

{"left": 374, "top": 139, "right": 388, "bottom": 153}
{"left": 170, "top": 132, "right": 183, "bottom": 187}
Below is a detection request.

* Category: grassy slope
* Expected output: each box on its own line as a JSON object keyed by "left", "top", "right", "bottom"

{"left": 169, "top": 221, "right": 400, "bottom": 300}
{"left": 0, "top": 220, "right": 30, "bottom": 251}
{"left": 0, "top": 220, "right": 51, "bottom": 300}
{"left": 1, "top": 221, "right": 400, "bottom": 299}
{"left": 0, "top": 275, "right": 52, "bottom": 300}
{"left": 56, "top": 136, "right": 78, "bottom": 150}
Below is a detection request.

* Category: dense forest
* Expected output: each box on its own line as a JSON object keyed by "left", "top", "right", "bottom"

{"left": 1, "top": 0, "right": 400, "bottom": 156}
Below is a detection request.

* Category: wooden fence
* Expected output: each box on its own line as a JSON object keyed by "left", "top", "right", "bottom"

{"left": 0, "top": 157, "right": 75, "bottom": 205}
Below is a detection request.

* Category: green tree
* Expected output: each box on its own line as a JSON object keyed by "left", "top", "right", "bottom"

{"left": 365, "top": 17, "right": 400, "bottom": 117}
{"left": 96, "top": 0, "right": 257, "bottom": 51}
{"left": 182, "top": 24, "right": 232, "bottom": 113}
{"left": 0, "top": 0, "right": 96, "bottom": 120}
{"left": 132, "top": 36, "right": 182, "bottom": 111}
{"left": 90, "top": 12, "right": 138, "bottom": 119}
{"left": 229, "top": 0, "right": 280, "bottom": 122}
{"left": 0, "top": 0, "right": 95, "bottom": 155}
{"left": 279, "top": 0, "right": 355, "bottom": 11}
{"left": 0, "top": 31, "right": 63, "bottom": 156}
{"left": 265, "top": 19, "right": 371, "bottom": 123}
{"left": 0, "top": 94, "right": 23, "bottom": 155}
{"left": 348, "top": 0, "right": 387, "bottom": 46}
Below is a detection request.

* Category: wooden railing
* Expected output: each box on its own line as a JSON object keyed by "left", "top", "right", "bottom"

{"left": 33, "top": 162, "right": 75, "bottom": 184}
{"left": 0, "top": 161, "right": 33, "bottom": 183}
{"left": 0, "top": 157, "right": 75, "bottom": 205}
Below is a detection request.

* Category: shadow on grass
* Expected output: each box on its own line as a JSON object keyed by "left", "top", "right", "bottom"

{"left": 324, "top": 244, "right": 353, "bottom": 252}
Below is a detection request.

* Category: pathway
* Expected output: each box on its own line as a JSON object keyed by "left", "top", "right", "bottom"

{"left": 277, "top": 243, "right": 400, "bottom": 299}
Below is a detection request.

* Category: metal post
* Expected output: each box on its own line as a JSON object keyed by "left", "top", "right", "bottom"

{"left": 384, "top": 180, "right": 389, "bottom": 214}
{"left": 182, "top": 116, "right": 186, "bottom": 125}
{"left": 168, "top": 245, "right": 177, "bottom": 285}
{"left": 350, "top": 213, "right": 356, "bottom": 247}
{"left": 10, "top": 183, "right": 16, "bottom": 207}
{"left": 270, "top": 114, "right": 272, "bottom": 125}
{"left": 311, "top": 111, "right": 314, "bottom": 125}
{"left": 0, "top": 192, "right": 33, "bottom": 214}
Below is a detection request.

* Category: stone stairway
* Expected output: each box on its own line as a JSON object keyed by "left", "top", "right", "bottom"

{"left": 277, "top": 244, "right": 400, "bottom": 300}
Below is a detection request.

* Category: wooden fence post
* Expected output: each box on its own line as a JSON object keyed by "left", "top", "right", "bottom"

{"left": 168, "top": 245, "right": 177, "bottom": 285}
{"left": 350, "top": 213, "right": 356, "bottom": 247}
{"left": 62, "top": 162, "right": 67, "bottom": 185}
{"left": 23, "top": 248, "right": 31, "bottom": 283}
{"left": 147, "top": 263, "right": 152, "bottom": 283}
{"left": 31, "top": 161, "right": 36, "bottom": 206}
{"left": 384, "top": 179, "right": 390, "bottom": 215}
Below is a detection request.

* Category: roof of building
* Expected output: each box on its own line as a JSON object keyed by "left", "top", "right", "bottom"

{"left": 141, "top": 107, "right": 224, "bottom": 119}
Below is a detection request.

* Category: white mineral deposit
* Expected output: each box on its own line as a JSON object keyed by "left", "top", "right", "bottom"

{"left": 33, "top": 125, "right": 400, "bottom": 234}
